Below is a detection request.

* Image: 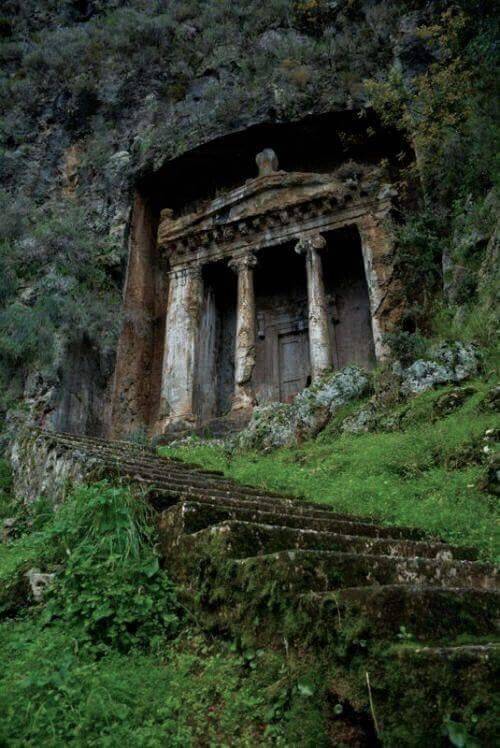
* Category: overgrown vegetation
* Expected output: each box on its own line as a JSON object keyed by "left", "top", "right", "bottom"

{"left": 3, "top": 1, "right": 497, "bottom": 428}
{"left": 0, "top": 0, "right": 404, "bottom": 404}
{"left": 0, "top": 478, "right": 334, "bottom": 745}
{"left": 0, "top": 1, "right": 498, "bottom": 743}
{"left": 161, "top": 380, "right": 499, "bottom": 560}
{"left": 366, "top": 2, "right": 499, "bottom": 354}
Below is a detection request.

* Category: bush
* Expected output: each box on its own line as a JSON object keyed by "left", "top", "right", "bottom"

{"left": 41, "top": 482, "right": 180, "bottom": 652}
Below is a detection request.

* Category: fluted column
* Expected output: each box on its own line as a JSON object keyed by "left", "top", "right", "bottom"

{"left": 295, "top": 233, "right": 332, "bottom": 378}
{"left": 229, "top": 252, "right": 258, "bottom": 410}
{"left": 159, "top": 263, "right": 203, "bottom": 428}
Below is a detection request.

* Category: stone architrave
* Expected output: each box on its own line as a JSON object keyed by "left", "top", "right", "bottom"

{"left": 295, "top": 233, "right": 332, "bottom": 378}
{"left": 229, "top": 252, "right": 258, "bottom": 410}
{"left": 160, "top": 264, "right": 203, "bottom": 427}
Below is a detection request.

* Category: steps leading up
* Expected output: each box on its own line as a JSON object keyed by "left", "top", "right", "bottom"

{"left": 14, "top": 427, "right": 499, "bottom": 742}
{"left": 297, "top": 586, "right": 500, "bottom": 642}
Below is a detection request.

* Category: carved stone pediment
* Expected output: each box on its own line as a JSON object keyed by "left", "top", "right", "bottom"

{"left": 158, "top": 163, "right": 392, "bottom": 267}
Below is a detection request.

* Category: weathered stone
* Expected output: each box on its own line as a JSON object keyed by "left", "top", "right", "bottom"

{"left": 228, "top": 252, "right": 258, "bottom": 411}
{"left": 26, "top": 568, "right": 55, "bottom": 602}
{"left": 111, "top": 155, "right": 398, "bottom": 438}
{"left": 397, "top": 342, "right": 480, "bottom": 395}
{"left": 295, "top": 233, "right": 332, "bottom": 377}
{"left": 433, "top": 385, "right": 476, "bottom": 416}
{"left": 236, "top": 365, "right": 370, "bottom": 450}
{"left": 255, "top": 148, "right": 279, "bottom": 176}
{"left": 158, "top": 264, "right": 203, "bottom": 430}
{"left": 166, "top": 519, "right": 475, "bottom": 563}
{"left": 341, "top": 403, "right": 377, "bottom": 433}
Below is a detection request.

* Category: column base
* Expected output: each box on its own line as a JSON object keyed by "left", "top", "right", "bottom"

{"left": 154, "top": 410, "right": 252, "bottom": 445}
{"left": 231, "top": 389, "right": 255, "bottom": 413}
{"left": 153, "top": 413, "right": 198, "bottom": 439}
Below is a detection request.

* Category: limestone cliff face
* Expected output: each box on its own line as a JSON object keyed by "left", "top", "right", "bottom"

{"left": 0, "top": 2, "right": 458, "bottom": 438}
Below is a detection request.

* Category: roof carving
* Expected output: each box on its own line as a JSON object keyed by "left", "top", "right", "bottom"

{"left": 157, "top": 159, "right": 394, "bottom": 266}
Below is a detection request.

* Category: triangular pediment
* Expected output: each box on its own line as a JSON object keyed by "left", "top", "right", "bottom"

{"left": 158, "top": 171, "right": 348, "bottom": 245}
{"left": 157, "top": 162, "right": 391, "bottom": 263}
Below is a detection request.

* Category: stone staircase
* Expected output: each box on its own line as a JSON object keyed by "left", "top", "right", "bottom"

{"left": 13, "top": 428, "right": 500, "bottom": 741}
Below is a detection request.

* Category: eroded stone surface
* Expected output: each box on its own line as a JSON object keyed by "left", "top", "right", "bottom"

{"left": 113, "top": 156, "right": 398, "bottom": 437}
{"left": 26, "top": 568, "right": 55, "bottom": 602}
{"left": 236, "top": 365, "right": 369, "bottom": 450}
{"left": 397, "top": 342, "right": 480, "bottom": 394}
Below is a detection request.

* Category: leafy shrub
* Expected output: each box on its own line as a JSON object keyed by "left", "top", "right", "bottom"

{"left": 0, "top": 458, "right": 13, "bottom": 518}
{"left": 383, "top": 330, "right": 428, "bottom": 366}
{"left": 41, "top": 482, "right": 180, "bottom": 652}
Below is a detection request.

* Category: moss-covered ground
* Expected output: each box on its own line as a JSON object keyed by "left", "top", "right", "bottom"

{"left": 0, "top": 480, "right": 333, "bottom": 746}
{"left": 159, "top": 381, "right": 499, "bottom": 561}
{"left": 0, "top": 380, "right": 498, "bottom": 745}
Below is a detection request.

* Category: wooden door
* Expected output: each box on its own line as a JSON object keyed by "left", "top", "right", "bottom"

{"left": 278, "top": 330, "right": 310, "bottom": 402}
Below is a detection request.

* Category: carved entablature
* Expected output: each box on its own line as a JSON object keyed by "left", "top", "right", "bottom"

{"left": 157, "top": 162, "right": 396, "bottom": 268}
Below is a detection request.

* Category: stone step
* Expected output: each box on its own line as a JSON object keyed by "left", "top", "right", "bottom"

{"left": 92, "top": 456, "right": 272, "bottom": 494}
{"left": 146, "top": 482, "right": 408, "bottom": 524}
{"left": 158, "top": 500, "right": 439, "bottom": 544}
{"left": 222, "top": 550, "right": 498, "bottom": 600}
{"left": 166, "top": 518, "right": 476, "bottom": 562}
{"left": 376, "top": 642, "right": 499, "bottom": 745}
{"left": 35, "top": 431, "right": 224, "bottom": 479}
{"left": 32, "top": 429, "right": 443, "bottom": 542}
{"left": 38, "top": 432, "right": 318, "bottom": 501}
{"left": 396, "top": 642, "right": 500, "bottom": 660}
{"left": 145, "top": 481, "right": 370, "bottom": 516}
{"left": 33, "top": 428, "right": 155, "bottom": 454}
{"left": 73, "top": 449, "right": 365, "bottom": 513}
{"left": 33, "top": 428, "right": 232, "bottom": 477}
{"left": 296, "top": 586, "right": 500, "bottom": 643}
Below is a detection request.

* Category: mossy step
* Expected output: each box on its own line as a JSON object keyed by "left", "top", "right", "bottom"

{"left": 91, "top": 456, "right": 268, "bottom": 493}
{"left": 225, "top": 550, "right": 497, "bottom": 599}
{"left": 372, "top": 642, "right": 499, "bottom": 746}
{"left": 32, "top": 429, "right": 225, "bottom": 476}
{"left": 32, "top": 428, "right": 154, "bottom": 454}
{"left": 34, "top": 434, "right": 223, "bottom": 479}
{"left": 396, "top": 642, "right": 500, "bottom": 659}
{"left": 143, "top": 481, "right": 363, "bottom": 517}
{"left": 157, "top": 499, "right": 431, "bottom": 542}
{"left": 172, "top": 519, "right": 476, "bottom": 561}
{"left": 296, "top": 586, "right": 500, "bottom": 643}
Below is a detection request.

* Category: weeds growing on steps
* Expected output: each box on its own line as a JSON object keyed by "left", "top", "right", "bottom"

{"left": 1, "top": 481, "right": 180, "bottom": 650}
{"left": 0, "top": 479, "right": 334, "bottom": 746}
{"left": 160, "top": 380, "right": 499, "bottom": 561}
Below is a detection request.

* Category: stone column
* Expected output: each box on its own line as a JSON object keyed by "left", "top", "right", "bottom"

{"left": 229, "top": 252, "right": 258, "bottom": 411}
{"left": 159, "top": 263, "right": 203, "bottom": 429}
{"left": 295, "top": 233, "right": 332, "bottom": 378}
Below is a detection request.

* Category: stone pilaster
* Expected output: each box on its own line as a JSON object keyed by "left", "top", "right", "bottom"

{"left": 356, "top": 212, "right": 396, "bottom": 361}
{"left": 295, "top": 233, "right": 332, "bottom": 378}
{"left": 158, "top": 263, "right": 203, "bottom": 430}
{"left": 229, "top": 252, "right": 258, "bottom": 411}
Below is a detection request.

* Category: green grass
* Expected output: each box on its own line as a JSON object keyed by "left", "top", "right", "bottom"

{"left": 0, "top": 481, "right": 329, "bottom": 746}
{"left": 0, "top": 622, "right": 328, "bottom": 747}
{"left": 160, "top": 382, "right": 499, "bottom": 560}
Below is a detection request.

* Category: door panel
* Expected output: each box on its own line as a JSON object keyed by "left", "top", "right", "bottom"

{"left": 279, "top": 330, "right": 310, "bottom": 402}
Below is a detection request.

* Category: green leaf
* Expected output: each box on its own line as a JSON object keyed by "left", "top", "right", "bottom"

{"left": 297, "top": 682, "right": 314, "bottom": 698}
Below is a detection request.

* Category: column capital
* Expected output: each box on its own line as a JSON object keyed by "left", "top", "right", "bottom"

{"left": 228, "top": 251, "right": 258, "bottom": 274}
{"left": 295, "top": 233, "right": 326, "bottom": 256}
{"left": 170, "top": 263, "right": 202, "bottom": 282}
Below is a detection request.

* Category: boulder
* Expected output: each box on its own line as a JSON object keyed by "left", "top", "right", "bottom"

{"left": 236, "top": 366, "right": 370, "bottom": 451}
{"left": 398, "top": 342, "right": 480, "bottom": 395}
